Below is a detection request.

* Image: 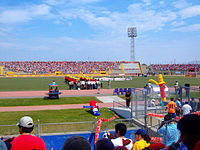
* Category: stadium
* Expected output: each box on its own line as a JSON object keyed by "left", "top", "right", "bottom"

{"left": 0, "top": 1, "right": 200, "bottom": 150}
{"left": 0, "top": 60, "right": 200, "bottom": 149}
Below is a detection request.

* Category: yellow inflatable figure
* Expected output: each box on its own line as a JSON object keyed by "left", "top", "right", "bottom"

{"left": 149, "top": 74, "right": 166, "bottom": 101}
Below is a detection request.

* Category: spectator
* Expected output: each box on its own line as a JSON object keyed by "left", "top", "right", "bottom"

{"left": 108, "top": 80, "right": 111, "bottom": 89}
{"left": 55, "top": 87, "right": 59, "bottom": 92}
{"left": 107, "top": 123, "right": 133, "bottom": 150}
{"left": 132, "top": 129, "right": 151, "bottom": 150}
{"left": 175, "top": 98, "right": 182, "bottom": 117}
{"left": 49, "top": 87, "right": 53, "bottom": 93}
{"left": 147, "top": 82, "right": 152, "bottom": 95}
{"left": 158, "top": 114, "right": 179, "bottom": 146}
{"left": 62, "top": 135, "right": 91, "bottom": 150}
{"left": 0, "top": 140, "right": 7, "bottom": 150}
{"left": 194, "top": 98, "right": 200, "bottom": 111}
{"left": 11, "top": 116, "right": 46, "bottom": 150}
{"left": 95, "top": 138, "right": 115, "bottom": 150}
{"left": 159, "top": 100, "right": 164, "bottom": 107}
{"left": 166, "top": 98, "right": 178, "bottom": 118}
{"left": 177, "top": 114, "right": 200, "bottom": 150}
{"left": 125, "top": 91, "right": 131, "bottom": 108}
{"left": 148, "top": 99, "right": 156, "bottom": 107}
{"left": 100, "top": 79, "right": 103, "bottom": 88}
{"left": 174, "top": 81, "right": 179, "bottom": 96}
{"left": 181, "top": 102, "right": 192, "bottom": 116}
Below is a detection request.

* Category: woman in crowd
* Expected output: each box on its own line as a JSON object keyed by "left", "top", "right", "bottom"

{"left": 132, "top": 129, "right": 151, "bottom": 150}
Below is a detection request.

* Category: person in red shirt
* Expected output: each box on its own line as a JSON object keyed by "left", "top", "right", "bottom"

{"left": 166, "top": 98, "right": 178, "bottom": 118}
{"left": 11, "top": 116, "right": 46, "bottom": 150}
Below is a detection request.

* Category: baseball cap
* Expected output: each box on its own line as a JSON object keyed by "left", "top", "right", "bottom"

{"left": 62, "top": 135, "right": 91, "bottom": 150}
{"left": 135, "top": 129, "right": 147, "bottom": 136}
{"left": 17, "top": 116, "right": 34, "bottom": 128}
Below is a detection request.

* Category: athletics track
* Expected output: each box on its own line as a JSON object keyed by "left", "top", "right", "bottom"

{"left": 0, "top": 89, "right": 121, "bottom": 112}
{"left": 0, "top": 86, "right": 196, "bottom": 112}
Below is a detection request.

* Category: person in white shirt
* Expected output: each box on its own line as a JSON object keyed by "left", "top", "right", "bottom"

{"left": 107, "top": 123, "right": 133, "bottom": 150}
{"left": 148, "top": 99, "right": 155, "bottom": 107}
{"left": 182, "top": 101, "right": 192, "bottom": 115}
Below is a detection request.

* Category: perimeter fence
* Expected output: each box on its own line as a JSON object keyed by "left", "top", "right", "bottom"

{"left": 0, "top": 118, "right": 138, "bottom": 137}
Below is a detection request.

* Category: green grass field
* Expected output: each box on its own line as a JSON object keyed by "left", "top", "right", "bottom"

{"left": 0, "top": 108, "right": 123, "bottom": 135}
{"left": 0, "top": 76, "right": 199, "bottom": 91}
{"left": 0, "top": 97, "right": 100, "bottom": 107}
{"left": 0, "top": 75, "right": 199, "bottom": 135}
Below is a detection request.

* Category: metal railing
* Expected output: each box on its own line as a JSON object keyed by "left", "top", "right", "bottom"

{"left": 0, "top": 118, "right": 138, "bottom": 138}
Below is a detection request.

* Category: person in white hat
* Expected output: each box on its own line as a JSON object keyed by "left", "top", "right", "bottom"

{"left": 10, "top": 116, "right": 46, "bottom": 150}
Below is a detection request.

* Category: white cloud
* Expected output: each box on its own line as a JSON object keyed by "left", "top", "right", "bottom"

{"left": 0, "top": 4, "right": 51, "bottom": 24}
{"left": 58, "top": 3, "right": 177, "bottom": 33}
{"left": 0, "top": 10, "right": 31, "bottom": 24}
{"left": 44, "top": 0, "right": 67, "bottom": 5}
{"left": 171, "top": 21, "right": 185, "bottom": 27}
{"left": 141, "top": 0, "right": 151, "bottom": 6}
{"left": 69, "top": 0, "right": 102, "bottom": 4}
{"left": 179, "top": 5, "right": 200, "bottom": 18}
{"left": 159, "top": 1, "right": 165, "bottom": 7}
{"left": 173, "top": 0, "right": 190, "bottom": 9}
{"left": 172, "top": 24, "right": 200, "bottom": 32}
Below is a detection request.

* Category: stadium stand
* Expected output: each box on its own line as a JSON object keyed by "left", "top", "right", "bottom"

{"left": 151, "top": 64, "right": 200, "bottom": 72}
{"left": 1, "top": 61, "right": 142, "bottom": 75}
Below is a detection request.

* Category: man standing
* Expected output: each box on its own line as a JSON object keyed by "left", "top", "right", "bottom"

{"left": 125, "top": 91, "right": 131, "bottom": 108}
{"left": 166, "top": 98, "right": 178, "bottom": 118}
{"left": 147, "top": 82, "right": 152, "bottom": 94}
{"left": 107, "top": 123, "right": 133, "bottom": 150}
{"left": 11, "top": 116, "right": 46, "bottom": 150}
{"left": 181, "top": 101, "right": 192, "bottom": 116}
{"left": 174, "top": 81, "right": 179, "bottom": 96}
{"left": 108, "top": 79, "right": 111, "bottom": 89}
{"left": 175, "top": 98, "right": 182, "bottom": 117}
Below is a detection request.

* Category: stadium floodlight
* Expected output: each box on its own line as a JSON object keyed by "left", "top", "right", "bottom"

{"left": 127, "top": 27, "right": 137, "bottom": 61}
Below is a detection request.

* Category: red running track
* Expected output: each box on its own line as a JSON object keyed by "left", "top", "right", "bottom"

{"left": 0, "top": 89, "right": 117, "bottom": 112}
{"left": 0, "top": 89, "right": 114, "bottom": 98}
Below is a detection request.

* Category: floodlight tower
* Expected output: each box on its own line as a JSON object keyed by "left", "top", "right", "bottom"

{"left": 128, "top": 27, "right": 137, "bottom": 61}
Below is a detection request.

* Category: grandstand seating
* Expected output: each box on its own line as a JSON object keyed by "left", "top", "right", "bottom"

{"left": 1, "top": 61, "right": 142, "bottom": 75}
{"left": 151, "top": 64, "right": 200, "bottom": 72}
{"left": 123, "top": 62, "right": 141, "bottom": 74}
{"left": 113, "top": 88, "right": 119, "bottom": 95}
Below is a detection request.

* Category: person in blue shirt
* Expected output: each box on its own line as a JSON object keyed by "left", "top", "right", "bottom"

{"left": 158, "top": 114, "right": 179, "bottom": 146}
{"left": 175, "top": 98, "right": 182, "bottom": 117}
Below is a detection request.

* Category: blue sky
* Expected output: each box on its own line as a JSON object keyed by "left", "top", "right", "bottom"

{"left": 0, "top": 0, "right": 200, "bottom": 64}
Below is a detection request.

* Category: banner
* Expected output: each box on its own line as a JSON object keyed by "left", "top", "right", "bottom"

{"left": 94, "top": 116, "right": 117, "bottom": 145}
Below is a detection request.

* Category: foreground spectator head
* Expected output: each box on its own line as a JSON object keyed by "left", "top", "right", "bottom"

{"left": 0, "top": 140, "right": 7, "bottom": 150}
{"left": 11, "top": 116, "right": 46, "bottom": 150}
{"left": 177, "top": 114, "right": 200, "bottom": 149}
{"left": 95, "top": 138, "right": 114, "bottom": 150}
{"left": 135, "top": 129, "right": 151, "bottom": 143}
{"left": 17, "top": 116, "right": 34, "bottom": 134}
{"left": 164, "top": 114, "right": 172, "bottom": 122}
{"left": 62, "top": 135, "right": 91, "bottom": 150}
{"left": 115, "top": 123, "right": 127, "bottom": 137}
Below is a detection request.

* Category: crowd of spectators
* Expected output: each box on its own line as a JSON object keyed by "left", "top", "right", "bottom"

{"left": 2, "top": 61, "right": 122, "bottom": 74}
{"left": 1, "top": 113, "right": 200, "bottom": 150}
{"left": 151, "top": 64, "right": 200, "bottom": 72}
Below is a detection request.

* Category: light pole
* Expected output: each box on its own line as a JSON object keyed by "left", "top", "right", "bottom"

{"left": 128, "top": 27, "right": 137, "bottom": 61}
